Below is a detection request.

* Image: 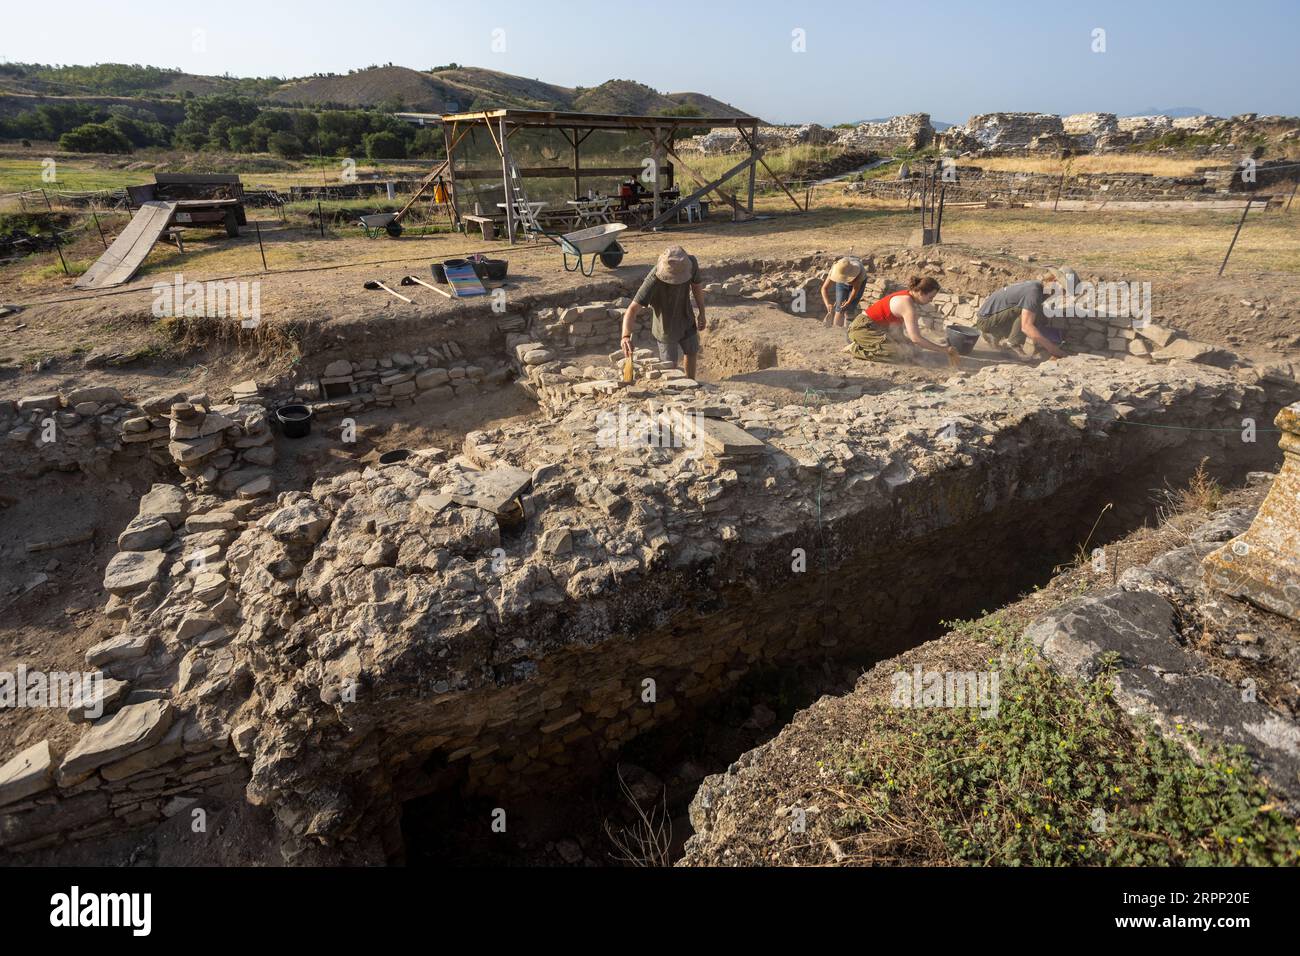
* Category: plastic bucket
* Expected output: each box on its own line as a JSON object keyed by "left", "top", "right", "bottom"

{"left": 945, "top": 323, "right": 981, "bottom": 355}
{"left": 275, "top": 404, "right": 313, "bottom": 439}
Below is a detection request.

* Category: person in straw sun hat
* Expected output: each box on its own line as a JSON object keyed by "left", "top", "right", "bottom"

{"left": 620, "top": 245, "right": 707, "bottom": 380}
{"left": 820, "top": 256, "right": 867, "bottom": 328}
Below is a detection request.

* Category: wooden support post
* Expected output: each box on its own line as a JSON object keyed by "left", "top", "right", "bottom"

{"left": 642, "top": 154, "right": 759, "bottom": 230}
{"left": 500, "top": 117, "right": 515, "bottom": 244}
{"left": 652, "top": 125, "right": 663, "bottom": 223}
{"left": 1053, "top": 171, "right": 1066, "bottom": 212}
{"left": 733, "top": 126, "right": 805, "bottom": 213}
{"left": 1219, "top": 199, "right": 1254, "bottom": 276}
{"left": 746, "top": 123, "right": 757, "bottom": 214}
{"left": 444, "top": 122, "right": 463, "bottom": 230}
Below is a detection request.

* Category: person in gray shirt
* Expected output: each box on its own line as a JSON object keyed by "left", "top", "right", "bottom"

{"left": 976, "top": 267, "right": 1073, "bottom": 359}
{"left": 621, "top": 246, "right": 707, "bottom": 379}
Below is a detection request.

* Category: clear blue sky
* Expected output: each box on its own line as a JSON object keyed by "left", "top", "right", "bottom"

{"left": 5, "top": 0, "right": 1297, "bottom": 123}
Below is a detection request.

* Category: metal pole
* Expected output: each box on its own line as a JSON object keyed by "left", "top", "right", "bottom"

{"left": 52, "top": 234, "right": 69, "bottom": 275}
{"left": 91, "top": 210, "right": 107, "bottom": 249}
{"left": 1287, "top": 180, "right": 1298, "bottom": 212}
{"left": 1053, "top": 171, "right": 1066, "bottom": 212}
{"left": 1218, "top": 199, "right": 1253, "bottom": 276}
{"left": 317, "top": 200, "right": 325, "bottom": 237}
{"left": 254, "top": 221, "right": 268, "bottom": 271}
{"left": 935, "top": 185, "right": 946, "bottom": 244}
{"left": 42, "top": 188, "right": 52, "bottom": 211}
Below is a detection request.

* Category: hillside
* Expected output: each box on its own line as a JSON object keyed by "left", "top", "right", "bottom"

{"left": 0, "top": 62, "right": 753, "bottom": 118}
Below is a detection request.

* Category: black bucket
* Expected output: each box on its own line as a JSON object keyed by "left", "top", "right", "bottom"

{"left": 275, "top": 404, "right": 313, "bottom": 439}
{"left": 378, "top": 448, "right": 412, "bottom": 465}
{"left": 945, "top": 323, "right": 981, "bottom": 355}
{"left": 431, "top": 262, "right": 448, "bottom": 283}
{"left": 599, "top": 243, "right": 624, "bottom": 269}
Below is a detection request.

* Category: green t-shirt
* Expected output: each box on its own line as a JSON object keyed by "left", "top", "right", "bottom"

{"left": 633, "top": 256, "right": 700, "bottom": 343}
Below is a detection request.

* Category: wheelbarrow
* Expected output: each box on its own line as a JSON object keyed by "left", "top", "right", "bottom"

{"left": 560, "top": 222, "right": 627, "bottom": 276}
{"left": 359, "top": 213, "right": 401, "bottom": 238}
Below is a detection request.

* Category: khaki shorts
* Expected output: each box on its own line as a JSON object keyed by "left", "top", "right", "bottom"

{"left": 976, "top": 305, "right": 1026, "bottom": 346}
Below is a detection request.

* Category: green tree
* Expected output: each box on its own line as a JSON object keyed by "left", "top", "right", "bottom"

{"left": 59, "top": 122, "right": 132, "bottom": 154}
{"left": 268, "top": 131, "right": 304, "bottom": 158}
{"left": 364, "top": 130, "right": 406, "bottom": 159}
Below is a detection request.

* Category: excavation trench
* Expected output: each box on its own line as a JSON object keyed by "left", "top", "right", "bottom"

{"left": 393, "top": 418, "right": 1280, "bottom": 866}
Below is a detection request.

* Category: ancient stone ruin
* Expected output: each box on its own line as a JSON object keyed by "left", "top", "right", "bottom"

{"left": 3, "top": 250, "right": 1298, "bottom": 865}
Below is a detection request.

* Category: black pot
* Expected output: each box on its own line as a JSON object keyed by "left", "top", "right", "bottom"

{"left": 480, "top": 258, "right": 508, "bottom": 281}
{"left": 599, "top": 243, "right": 624, "bottom": 269}
{"left": 275, "top": 403, "right": 313, "bottom": 439}
{"left": 945, "top": 323, "right": 980, "bottom": 355}
{"left": 378, "top": 448, "right": 412, "bottom": 465}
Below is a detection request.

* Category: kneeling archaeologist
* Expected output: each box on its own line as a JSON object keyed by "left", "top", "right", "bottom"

{"left": 847, "top": 275, "right": 956, "bottom": 364}
{"left": 975, "top": 267, "right": 1073, "bottom": 360}
{"left": 622, "top": 246, "right": 706, "bottom": 380}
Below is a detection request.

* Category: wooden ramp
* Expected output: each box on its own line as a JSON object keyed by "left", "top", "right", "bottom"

{"left": 75, "top": 201, "right": 175, "bottom": 290}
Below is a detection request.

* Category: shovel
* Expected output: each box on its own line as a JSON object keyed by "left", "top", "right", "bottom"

{"left": 400, "top": 275, "right": 452, "bottom": 298}
{"left": 363, "top": 280, "right": 411, "bottom": 303}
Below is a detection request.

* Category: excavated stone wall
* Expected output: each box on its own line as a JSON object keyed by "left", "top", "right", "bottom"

{"left": 4, "top": 245, "right": 1297, "bottom": 863}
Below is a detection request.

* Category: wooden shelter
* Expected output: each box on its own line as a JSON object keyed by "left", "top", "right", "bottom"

{"left": 396, "top": 108, "right": 805, "bottom": 243}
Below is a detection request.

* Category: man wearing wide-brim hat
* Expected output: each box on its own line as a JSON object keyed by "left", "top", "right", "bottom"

{"left": 820, "top": 256, "right": 867, "bottom": 328}
{"left": 621, "top": 245, "right": 706, "bottom": 379}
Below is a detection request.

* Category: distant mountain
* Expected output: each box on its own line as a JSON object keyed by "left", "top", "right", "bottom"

{"left": 1125, "top": 107, "right": 1211, "bottom": 118}
{"left": 0, "top": 61, "right": 754, "bottom": 119}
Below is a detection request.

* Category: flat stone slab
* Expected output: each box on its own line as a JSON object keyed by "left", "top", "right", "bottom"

{"left": 59, "top": 699, "right": 174, "bottom": 782}
{"left": 102, "top": 549, "right": 167, "bottom": 596}
{"left": 85, "top": 633, "right": 152, "bottom": 667}
{"left": 450, "top": 466, "right": 533, "bottom": 515}
{"left": 138, "top": 483, "right": 188, "bottom": 527}
{"left": 0, "top": 740, "right": 53, "bottom": 807}
{"left": 66, "top": 677, "right": 130, "bottom": 723}
{"left": 186, "top": 511, "right": 240, "bottom": 532}
{"left": 117, "top": 513, "right": 174, "bottom": 552}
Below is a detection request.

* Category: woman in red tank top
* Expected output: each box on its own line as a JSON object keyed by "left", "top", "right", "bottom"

{"left": 847, "top": 275, "right": 954, "bottom": 363}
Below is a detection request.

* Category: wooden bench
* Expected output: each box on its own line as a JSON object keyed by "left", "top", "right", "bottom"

{"left": 462, "top": 215, "right": 497, "bottom": 241}
{"left": 162, "top": 227, "right": 186, "bottom": 253}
